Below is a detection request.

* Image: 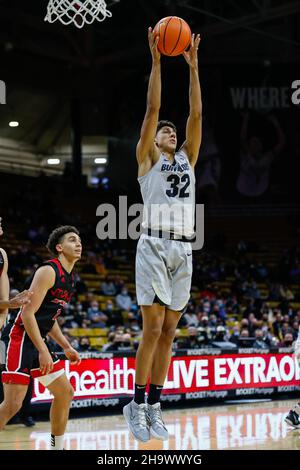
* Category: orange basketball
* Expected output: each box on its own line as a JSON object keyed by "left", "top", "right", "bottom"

{"left": 153, "top": 16, "right": 191, "bottom": 57}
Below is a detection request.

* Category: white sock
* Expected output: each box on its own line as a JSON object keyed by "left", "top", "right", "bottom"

{"left": 51, "top": 434, "right": 64, "bottom": 450}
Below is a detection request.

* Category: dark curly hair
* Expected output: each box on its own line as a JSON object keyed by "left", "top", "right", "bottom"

{"left": 156, "top": 120, "right": 177, "bottom": 135}
{"left": 46, "top": 226, "right": 80, "bottom": 255}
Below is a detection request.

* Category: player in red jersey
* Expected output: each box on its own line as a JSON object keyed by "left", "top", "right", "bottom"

{"left": 0, "top": 225, "right": 82, "bottom": 450}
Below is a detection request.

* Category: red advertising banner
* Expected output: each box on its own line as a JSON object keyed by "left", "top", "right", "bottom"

{"left": 31, "top": 353, "right": 300, "bottom": 404}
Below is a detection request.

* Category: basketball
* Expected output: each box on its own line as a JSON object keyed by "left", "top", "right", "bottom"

{"left": 153, "top": 16, "right": 191, "bottom": 57}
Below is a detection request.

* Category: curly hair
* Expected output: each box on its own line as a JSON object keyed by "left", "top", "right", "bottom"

{"left": 46, "top": 225, "right": 80, "bottom": 255}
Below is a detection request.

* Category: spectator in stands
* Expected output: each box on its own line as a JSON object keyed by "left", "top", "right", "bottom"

{"left": 184, "top": 308, "right": 199, "bottom": 328}
{"left": 87, "top": 301, "right": 108, "bottom": 328}
{"left": 101, "top": 277, "right": 117, "bottom": 296}
{"left": 269, "top": 283, "right": 281, "bottom": 301}
{"left": 292, "top": 320, "right": 299, "bottom": 340}
{"left": 238, "top": 329, "right": 251, "bottom": 347}
{"left": 230, "top": 324, "right": 241, "bottom": 345}
{"left": 74, "top": 273, "right": 87, "bottom": 294}
{"left": 246, "top": 281, "right": 261, "bottom": 300}
{"left": 180, "top": 327, "right": 204, "bottom": 349}
{"left": 252, "top": 329, "right": 268, "bottom": 349}
{"left": 279, "top": 284, "right": 294, "bottom": 301}
{"left": 81, "top": 292, "right": 95, "bottom": 311}
{"left": 272, "top": 311, "right": 283, "bottom": 338}
{"left": 95, "top": 256, "right": 107, "bottom": 276}
{"left": 103, "top": 299, "right": 123, "bottom": 326}
{"left": 278, "top": 333, "right": 294, "bottom": 348}
{"left": 72, "top": 301, "right": 87, "bottom": 327}
{"left": 77, "top": 337, "right": 98, "bottom": 352}
{"left": 116, "top": 287, "right": 132, "bottom": 311}
{"left": 104, "top": 332, "right": 134, "bottom": 352}
{"left": 240, "top": 318, "right": 250, "bottom": 334}
{"left": 256, "top": 262, "right": 268, "bottom": 280}
{"left": 213, "top": 325, "right": 228, "bottom": 342}
{"left": 114, "top": 275, "right": 125, "bottom": 294}
{"left": 101, "top": 332, "right": 116, "bottom": 351}
{"left": 282, "top": 321, "right": 293, "bottom": 337}
{"left": 248, "top": 313, "right": 259, "bottom": 336}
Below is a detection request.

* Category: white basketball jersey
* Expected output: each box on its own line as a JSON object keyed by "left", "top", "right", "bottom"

{"left": 138, "top": 149, "right": 195, "bottom": 237}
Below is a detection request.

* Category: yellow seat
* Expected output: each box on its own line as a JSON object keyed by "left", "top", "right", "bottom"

{"left": 89, "top": 337, "right": 108, "bottom": 348}
{"left": 69, "top": 328, "right": 108, "bottom": 337}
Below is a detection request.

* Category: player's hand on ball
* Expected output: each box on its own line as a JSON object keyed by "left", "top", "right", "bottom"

{"left": 39, "top": 349, "right": 54, "bottom": 375}
{"left": 148, "top": 26, "right": 161, "bottom": 63}
{"left": 64, "top": 347, "right": 81, "bottom": 365}
{"left": 183, "top": 33, "right": 201, "bottom": 68}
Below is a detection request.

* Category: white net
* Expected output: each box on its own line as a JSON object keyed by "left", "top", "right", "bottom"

{"left": 44, "top": 0, "right": 112, "bottom": 28}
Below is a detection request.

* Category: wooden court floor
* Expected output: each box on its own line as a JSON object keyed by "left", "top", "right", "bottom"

{"left": 0, "top": 399, "right": 299, "bottom": 450}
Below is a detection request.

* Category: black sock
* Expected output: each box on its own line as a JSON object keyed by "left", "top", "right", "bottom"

{"left": 148, "top": 383, "right": 163, "bottom": 405}
{"left": 134, "top": 383, "right": 147, "bottom": 405}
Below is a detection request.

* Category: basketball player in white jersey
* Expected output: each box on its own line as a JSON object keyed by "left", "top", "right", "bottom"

{"left": 123, "top": 28, "right": 202, "bottom": 442}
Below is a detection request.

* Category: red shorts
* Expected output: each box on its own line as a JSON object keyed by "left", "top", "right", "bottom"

{"left": 2, "top": 323, "right": 64, "bottom": 386}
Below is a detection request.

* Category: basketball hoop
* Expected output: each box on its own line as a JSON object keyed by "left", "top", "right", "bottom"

{"left": 44, "top": 0, "right": 112, "bottom": 28}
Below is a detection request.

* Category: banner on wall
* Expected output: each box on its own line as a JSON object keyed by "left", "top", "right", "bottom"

{"left": 31, "top": 353, "right": 300, "bottom": 406}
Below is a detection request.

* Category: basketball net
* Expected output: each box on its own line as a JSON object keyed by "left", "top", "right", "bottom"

{"left": 44, "top": 0, "right": 112, "bottom": 28}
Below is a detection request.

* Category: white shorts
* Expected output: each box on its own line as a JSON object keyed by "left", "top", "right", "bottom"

{"left": 135, "top": 234, "right": 193, "bottom": 312}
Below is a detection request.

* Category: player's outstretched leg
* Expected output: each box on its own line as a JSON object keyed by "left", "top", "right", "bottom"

{"left": 0, "top": 383, "right": 28, "bottom": 430}
{"left": 123, "top": 304, "right": 165, "bottom": 442}
{"left": 46, "top": 373, "right": 74, "bottom": 450}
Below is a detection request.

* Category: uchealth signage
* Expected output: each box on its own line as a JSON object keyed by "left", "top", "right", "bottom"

{"left": 31, "top": 353, "right": 300, "bottom": 404}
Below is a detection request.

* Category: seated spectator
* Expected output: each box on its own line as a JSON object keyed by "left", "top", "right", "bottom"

{"left": 248, "top": 313, "right": 258, "bottom": 336}
{"left": 102, "top": 332, "right": 116, "bottom": 351}
{"left": 81, "top": 292, "right": 96, "bottom": 311}
{"left": 184, "top": 310, "right": 199, "bottom": 328}
{"left": 292, "top": 320, "right": 299, "bottom": 340}
{"left": 279, "top": 284, "right": 294, "bottom": 301}
{"left": 269, "top": 283, "right": 281, "bottom": 301}
{"left": 70, "top": 337, "right": 80, "bottom": 351}
{"left": 74, "top": 273, "right": 87, "bottom": 294}
{"left": 240, "top": 318, "right": 250, "bottom": 334}
{"left": 104, "top": 333, "right": 134, "bottom": 352}
{"left": 238, "top": 329, "right": 253, "bottom": 347}
{"left": 230, "top": 324, "right": 241, "bottom": 345}
{"left": 101, "top": 276, "right": 117, "bottom": 296}
{"left": 256, "top": 262, "right": 268, "bottom": 280}
{"left": 179, "top": 327, "right": 204, "bottom": 349}
{"left": 116, "top": 288, "right": 132, "bottom": 311}
{"left": 103, "top": 299, "right": 123, "bottom": 326}
{"left": 272, "top": 311, "right": 283, "bottom": 338}
{"left": 77, "top": 337, "right": 98, "bottom": 352}
{"left": 73, "top": 301, "right": 87, "bottom": 327}
{"left": 245, "top": 281, "right": 261, "bottom": 300}
{"left": 114, "top": 275, "right": 125, "bottom": 294}
{"left": 95, "top": 256, "right": 107, "bottom": 276}
{"left": 87, "top": 301, "right": 108, "bottom": 328}
{"left": 278, "top": 333, "right": 294, "bottom": 348}
{"left": 213, "top": 325, "right": 228, "bottom": 342}
{"left": 252, "top": 329, "right": 269, "bottom": 349}
{"left": 282, "top": 321, "right": 293, "bottom": 337}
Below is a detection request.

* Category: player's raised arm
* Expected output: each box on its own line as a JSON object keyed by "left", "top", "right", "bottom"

{"left": 181, "top": 34, "right": 202, "bottom": 167}
{"left": 21, "top": 265, "right": 56, "bottom": 375}
{"left": 136, "top": 27, "right": 161, "bottom": 168}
